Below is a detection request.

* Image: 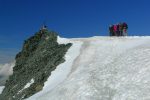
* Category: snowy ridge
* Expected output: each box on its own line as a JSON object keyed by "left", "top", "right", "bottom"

{"left": 26, "top": 37, "right": 83, "bottom": 100}
{"left": 27, "top": 36, "right": 150, "bottom": 100}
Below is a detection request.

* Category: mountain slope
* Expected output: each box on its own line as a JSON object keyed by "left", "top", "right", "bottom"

{"left": 0, "top": 30, "right": 72, "bottom": 100}
{"left": 27, "top": 36, "right": 150, "bottom": 100}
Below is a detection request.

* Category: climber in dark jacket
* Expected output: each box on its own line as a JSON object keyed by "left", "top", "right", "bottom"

{"left": 118, "top": 23, "right": 123, "bottom": 36}
{"left": 122, "top": 22, "right": 128, "bottom": 36}
{"left": 117, "top": 24, "right": 120, "bottom": 36}
{"left": 109, "top": 25, "right": 114, "bottom": 36}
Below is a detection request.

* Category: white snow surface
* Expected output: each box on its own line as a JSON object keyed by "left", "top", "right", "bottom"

{"left": 0, "top": 86, "right": 5, "bottom": 94}
{"left": 27, "top": 36, "right": 150, "bottom": 100}
{"left": 24, "top": 79, "right": 34, "bottom": 89}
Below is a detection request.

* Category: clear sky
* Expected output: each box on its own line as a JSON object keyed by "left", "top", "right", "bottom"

{"left": 0, "top": 0, "right": 150, "bottom": 63}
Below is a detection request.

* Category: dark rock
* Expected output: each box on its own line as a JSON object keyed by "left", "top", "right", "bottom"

{"left": 0, "top": 29, "right": 72, "bottom": 100}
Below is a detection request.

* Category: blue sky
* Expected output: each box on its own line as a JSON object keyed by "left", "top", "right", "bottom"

{"left": 0, "top": 0, "right": 150, "bottom": 63}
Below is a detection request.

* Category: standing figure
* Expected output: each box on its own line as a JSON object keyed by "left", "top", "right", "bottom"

{"left": 113, "top": 24, "right": 117, "bottom": 36}
{"left": 117, "top": 24, "right": 120, "bottom": 36}
{"left": 122, "top": 22, "right": 128, "bottom": 36}
{"left": 119, "top": 23, "right": 123, "bottom": 36}
{"left": 109, "top": 25, "right": 114, "bottom": 36}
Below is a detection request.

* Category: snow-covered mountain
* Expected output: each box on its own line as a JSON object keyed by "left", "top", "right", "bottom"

{"left": 1, "top": 36, "right": 150, "bottom": 100}
{"left": 27, "top": 36, "right": 150, "bottom": 100}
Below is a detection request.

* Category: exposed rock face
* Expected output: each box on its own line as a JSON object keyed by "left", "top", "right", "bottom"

{"left": 0, "top": 29, "right": 72, "bottom": 100}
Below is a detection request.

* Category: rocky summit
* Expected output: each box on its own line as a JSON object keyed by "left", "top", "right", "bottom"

{"left": 0, "top": 29, "right": 72, "bottom": 100}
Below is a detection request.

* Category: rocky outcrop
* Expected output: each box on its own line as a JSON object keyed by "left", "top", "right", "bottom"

{"left": 0, "top": 29, "right": 72, "bottom": 100}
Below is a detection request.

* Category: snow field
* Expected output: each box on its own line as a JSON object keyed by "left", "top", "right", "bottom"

{"left": 25, "top": 36, "right": 150, "bottom": 100}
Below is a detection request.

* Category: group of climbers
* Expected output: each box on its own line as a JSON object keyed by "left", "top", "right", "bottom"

{"left": 39, "top": 23, "right": 128, "bottom": 37}
{"left": 109, "top": 22, "right": 128, "bottom": 36}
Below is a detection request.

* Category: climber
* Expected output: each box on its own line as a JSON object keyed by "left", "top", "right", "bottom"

{"left": 117, "top": 24, "right": 120, "bottom": 36}
{"left": 113, "top": 24, "right": 118, "bottom": 36}
{"left": 119, "top": 23, "right": 123, "bottom": 36}
{"left": 109, "top": 25, "right": 114, "bottom": 36}
{"left": 122, "top": 22, "right": 128, "bottom": 36}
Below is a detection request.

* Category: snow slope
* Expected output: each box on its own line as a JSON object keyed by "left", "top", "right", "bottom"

{"left": 27, "top": 36, "right": 150, "bottom": 100}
